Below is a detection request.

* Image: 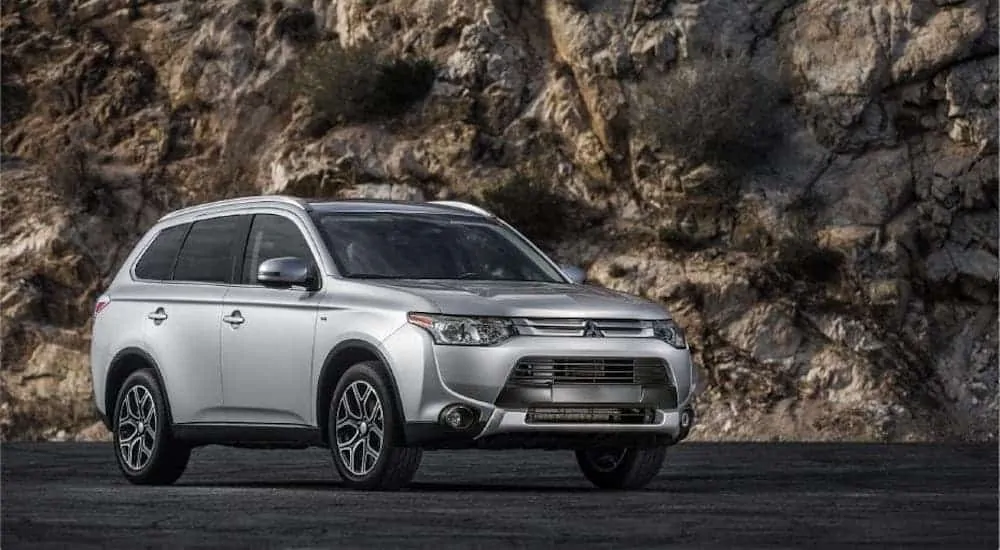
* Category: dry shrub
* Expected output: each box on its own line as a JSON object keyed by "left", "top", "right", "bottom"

{"left": 295, "top": 41, "right": 436, "bottom": 125}
{"left": 640, "top": 55, "right": 787, "bottom": 173}
{"left": 39, "top": 141, "right": 108, "bottom": 213}
{"left": 749, "top": 237, "right": 846, "bottom": 297}
{"left": 477, "top": 167, "right": 602, "bottom": 243}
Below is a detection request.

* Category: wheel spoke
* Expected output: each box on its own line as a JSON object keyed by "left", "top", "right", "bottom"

{"left": 142, "top": 400, "right": 155, "bottom": 423}
{"left": 123, "top": 391, "right": 137, "bottom": 421}
{"left": 360, "top": 385, "right": 374, "bottom": 412}
{"left": 119, "top": 427, "right": 139, "bottom": 446}
{"left": 364, "top": 438, "right": 379, "bottom": 467}
{"left": 338, "top": 418, "right": 360, "bottom": 430}
{"left": 337, "top": 428, "right": 360, "bottom": 450}
{"left": 349, "top": 384, "right": 364, "bottom": 419}
{"left": 337, "top": 399, "right": 361, "bottom": 423}
{"left": 119, "top": 418, "right": 138, "bottom": 433}
{"left": 128, "top": 437, "right": 141, "bottom": 470}
{"left": 139, "top": 391, "right": 152, "bottom": 417}
{"left": 351, "top": 438, "right": 365, "bottom": 474}
{"left": 139, "top": 437, "right": 153, "bottom": 462}
{"left": 132, "top": 390, "right": 144, "bottom": 419}
{"left": 366, "top": 400, "right": 382, "bottom": 423}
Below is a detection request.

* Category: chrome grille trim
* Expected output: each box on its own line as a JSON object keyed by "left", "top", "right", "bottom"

{"left": 514, "top": 318, "right": 651, "bottom": 337}
{"left": 507, "top": 357, "right": 671, "bottom": 387}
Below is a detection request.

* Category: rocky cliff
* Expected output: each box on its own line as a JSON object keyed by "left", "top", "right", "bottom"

{"left": 2, "top": 0, "right": 997, "bottom": 442}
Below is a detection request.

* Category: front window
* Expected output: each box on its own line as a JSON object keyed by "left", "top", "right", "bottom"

{"left": 313, "top": 213, "right": 566, "bottom": 282}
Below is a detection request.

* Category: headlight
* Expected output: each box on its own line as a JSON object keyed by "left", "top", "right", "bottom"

{"left": 407, "top": 313, "right": 514, "bottom": 346}
{"left": 650, "top": 319, "right": 686, "bottom": 349}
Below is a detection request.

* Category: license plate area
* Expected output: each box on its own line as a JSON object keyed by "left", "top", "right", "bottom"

{"left": 550, "top": 384, "right": 642, "bottom": 403}
{"left": 525, "top": 406, "right": 655, "bottom": 424}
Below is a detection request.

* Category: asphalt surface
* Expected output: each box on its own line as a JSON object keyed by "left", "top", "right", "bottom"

{"left": 2, "top": 443, "right": 996, "bottom": 549}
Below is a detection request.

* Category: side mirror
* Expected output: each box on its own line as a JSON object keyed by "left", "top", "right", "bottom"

{"left": 258, "top": 257, "right": 316, "bottom": 290}
{"left": 560, "top": 265, "right": 587, "bottom": 285}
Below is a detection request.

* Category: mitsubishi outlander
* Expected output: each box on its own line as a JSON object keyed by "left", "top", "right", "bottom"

{"left": 89, "top": 196, "right": 698, "bottom": 491}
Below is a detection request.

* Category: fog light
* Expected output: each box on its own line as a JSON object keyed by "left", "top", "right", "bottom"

{"left": 439, "top": 404, "right": 477, "bottom": 430}
{"left": 680, "top": 408, "right": 693, "bottom": 429}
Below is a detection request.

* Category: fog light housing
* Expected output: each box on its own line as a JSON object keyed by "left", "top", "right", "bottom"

{"left": 678, "top": 406, "right": 695, "bottom": 440}
{"left": 439, "top": 404, "right": 477, "bottom": 431}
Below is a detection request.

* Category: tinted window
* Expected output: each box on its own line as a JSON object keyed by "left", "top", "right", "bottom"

{"left": 173, "top": 216, "right": 242, "bottom": 283}
{"left": 314, "top": 213, "right": 563, "bottom": 282}
{"left": 134, "top": 224, "right": 188, "bottom": 280}
{"left": 242, "top": 214, "right": 315, "bottom": 284}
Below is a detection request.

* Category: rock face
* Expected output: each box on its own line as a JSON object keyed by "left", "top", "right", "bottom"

{"left": 2, "top": 0, "right": 996, "bottom": 442}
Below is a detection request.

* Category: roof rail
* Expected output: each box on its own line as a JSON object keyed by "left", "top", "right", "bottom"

{"left": 428, "top": 200, "right": 494, "bottom": 218}
{"left": 159, "top": 195, "right": 310, "bottom": 222}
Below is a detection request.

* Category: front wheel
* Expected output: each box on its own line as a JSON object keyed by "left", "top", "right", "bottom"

{"left": 328, "top": 361, "right": 422, "bottom": 491}
{"left": 575, "top": 445, "right": 667, "bottom": 490}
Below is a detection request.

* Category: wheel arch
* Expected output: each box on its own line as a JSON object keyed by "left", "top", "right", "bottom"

{"left": 316, "top": 339, "right": 406, "bottom": 445}
{"left": 105, "top": 347, "right": 175, "bottom": 430}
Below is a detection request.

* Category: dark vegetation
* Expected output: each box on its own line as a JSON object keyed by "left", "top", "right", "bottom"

{"left": 749, "top": 237, "right": 846, "bottom": 298}
{"left": 641, "top": 54, "right": 788, "bottom": 174}
{"left": 478, "top": 170, "right": 581, "bottom": 243}
{"left": 295, "top": 41, "right": 436, "bottom": 126}
{"left": 40, "top": 141, "right": 109, "bottom": 215}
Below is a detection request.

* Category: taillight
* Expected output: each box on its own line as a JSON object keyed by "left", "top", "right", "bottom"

{"left": 94, "top": 295, "right": 111, "bottom": 316}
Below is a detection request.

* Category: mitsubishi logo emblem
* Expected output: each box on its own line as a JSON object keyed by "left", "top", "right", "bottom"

{"left": 583, "top": 321, "right": 604, "bottom": 338}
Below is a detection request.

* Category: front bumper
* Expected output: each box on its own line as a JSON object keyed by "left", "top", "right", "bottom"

{"left": 382, "top": 324, "right": 698, "bottom": 449}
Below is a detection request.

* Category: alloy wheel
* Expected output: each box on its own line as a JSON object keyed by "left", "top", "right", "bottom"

{"left": 335, "top": 380, "right": 385, "bottom": 477}
{"left": 117, "top": 385, "right": 157, "bottom": 471}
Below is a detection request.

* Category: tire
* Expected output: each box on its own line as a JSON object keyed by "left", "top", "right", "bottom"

{"left": 327, "top": 361, "right": 422, "bottom": 491}
{"left": 112, "top": 369, "right": 190, "bottom": 485}
{"left": 575, "top": 445, "right": 667, "bottom": 490}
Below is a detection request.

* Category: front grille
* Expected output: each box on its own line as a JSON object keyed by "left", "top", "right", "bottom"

{"left": 508, "top": 357, "right": 670, "bottom": 387}
{"left": 514, "top": 318, "right": 649, "bottom": 337}
{"left": 525, "top": 406, "right": 655, "bottom": 424}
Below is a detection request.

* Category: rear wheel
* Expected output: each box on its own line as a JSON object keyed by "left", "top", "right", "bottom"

{"left": 328, "top": 361, "right": 422, "bottom": 490}
{"left": 112, "top": 369, "right": 190, "bottom": 485}
{"left": 575, "top": 445, "right": 667, "bottom": 490}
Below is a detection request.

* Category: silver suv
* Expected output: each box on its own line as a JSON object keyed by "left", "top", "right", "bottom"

{"left": 90, "top": 196, "right": 697, "bottom": 491}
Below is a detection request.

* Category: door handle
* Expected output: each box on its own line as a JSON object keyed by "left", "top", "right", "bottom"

{"left": 222, "top": 311, "right": 245, "bottom": 326}
{"left": 147, "top": 308, "right": 168, "bottom": 322}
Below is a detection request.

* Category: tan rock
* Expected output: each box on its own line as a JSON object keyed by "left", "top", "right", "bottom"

{"left": 0, "top": 0, "right": 994, "bottom": 443}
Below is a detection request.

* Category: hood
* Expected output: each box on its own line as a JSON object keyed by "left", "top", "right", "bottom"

{"left": 365, "top": 279, "right": 670, "bottom": 319}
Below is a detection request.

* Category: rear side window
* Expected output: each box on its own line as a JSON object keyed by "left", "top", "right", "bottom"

{"left": 173, "top": 216, "right": 243, "bottom": 284}
{"left": 241, "top": 214, "right": 316, "bottom": 284}
{"left": 134, "top": 224, "right": 188, "bottom": 280}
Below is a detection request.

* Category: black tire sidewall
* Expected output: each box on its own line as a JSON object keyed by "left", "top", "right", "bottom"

{"left": 112, "top": 369, "right": 174, "bottom": 482}
{"left": 327, "top": 361, "right": 404, "bottom": 487}
{"left": 576, "top": 445, "right": 667, "bottom": 490}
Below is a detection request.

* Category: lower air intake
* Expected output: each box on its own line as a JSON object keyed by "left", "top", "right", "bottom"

{"left": 525, "top": 406, "right": 655, "bottom": 425}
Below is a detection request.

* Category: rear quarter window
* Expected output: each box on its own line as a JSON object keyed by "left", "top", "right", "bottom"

{"left": 134, "top": 224, "right": 189, "bottom": 280}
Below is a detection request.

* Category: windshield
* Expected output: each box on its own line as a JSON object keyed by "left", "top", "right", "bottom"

{"left": 313, "top": 213, "right": 566, "bottom": 282}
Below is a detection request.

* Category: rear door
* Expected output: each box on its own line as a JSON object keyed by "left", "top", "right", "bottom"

{"left": 141, "top": 214, "right": 247, "bottom": 424}
{"left": 219, "top": 211, "right": 323, "bottom": 426}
